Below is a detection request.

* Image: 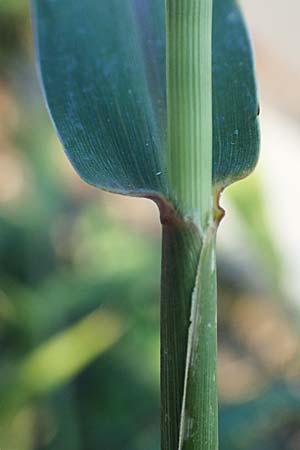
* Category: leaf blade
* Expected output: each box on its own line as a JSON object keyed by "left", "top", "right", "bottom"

{"left": 212, "top": 0, "right": 260, "bottom": 187}
{"left": 32, "top": 0, "right": 259, "bottom": 204}
{"left": 32, "top": 0, "right": 167, "bottom": 197}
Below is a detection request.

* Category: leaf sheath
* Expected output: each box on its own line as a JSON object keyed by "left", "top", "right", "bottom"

{"left": 161, "top": 219, "right": 218, "bottom": 450}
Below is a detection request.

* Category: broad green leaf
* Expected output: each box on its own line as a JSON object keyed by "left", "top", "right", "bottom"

{"left": 32, "top": 0, "right": 168, "bottom": 198}
{"left": 212, "top": 0, "right": 259, "bottom": 188}
{"left": 32, "top": 0, "right": 259, "bottom": 204}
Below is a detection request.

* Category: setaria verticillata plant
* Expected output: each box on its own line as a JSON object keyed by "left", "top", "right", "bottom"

{"left": 31, "top": 0, "right": 260, "bottom": 448}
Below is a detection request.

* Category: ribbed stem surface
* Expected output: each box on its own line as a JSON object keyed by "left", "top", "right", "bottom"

{"left": 179, "top": 229, "right": 218, "bottom": 450}
{"left": 160, "top": 222, "right": 218, "bottom": 450}
{"left": 166, "top": 0, "right": 213, "bottom": 229}
{"left": 161, "top": 221, "right": 202, "bottom": 450}
{"left": 162, "top": 1, "right": 217, "bottom": 449}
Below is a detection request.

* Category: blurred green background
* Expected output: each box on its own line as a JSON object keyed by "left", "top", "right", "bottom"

{"left": 0, "top": 1, "right": 300, "bottom": 449}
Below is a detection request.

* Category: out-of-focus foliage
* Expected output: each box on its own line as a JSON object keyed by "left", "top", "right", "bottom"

{"left": 0, "top": 2, "right": 299, "bottom": 450}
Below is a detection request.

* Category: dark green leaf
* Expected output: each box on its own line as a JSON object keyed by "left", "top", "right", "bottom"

{"left": 32, "top": 0, "right": 168, "bottom": 198}
{"left": 32, "top": 0, "right": 259, "bottom": 196}
{"left": 212, "top": 0, "right": 259, "bottom": 187}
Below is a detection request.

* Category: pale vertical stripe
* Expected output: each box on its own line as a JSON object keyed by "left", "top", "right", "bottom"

{"left": 166, "top": 0, "right": 213, "bottom": 231}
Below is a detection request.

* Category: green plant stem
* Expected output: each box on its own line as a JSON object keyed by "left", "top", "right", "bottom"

{"left": 180, "top": 227, "right": 218, "bottom": 450}
{"left": 161, "top": 220, "right": 202, "bottom": 450}
{"left": 161, "top": 220, "right": 218, "bottom": 450}
{"left": 166, "top": 0, "right": 213, "bottom": 228}
{"left": 162, "top": 0, "right": 218, "bottom": 449}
